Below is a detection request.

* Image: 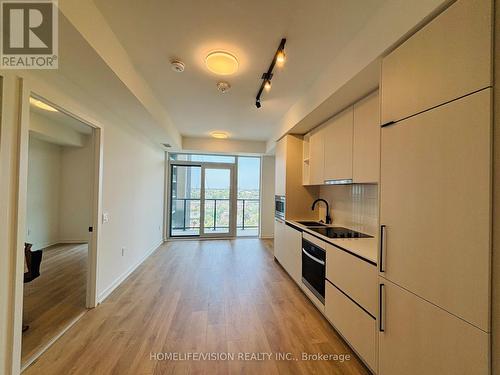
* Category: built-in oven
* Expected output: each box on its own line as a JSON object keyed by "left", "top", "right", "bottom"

{"left": 275, "top": 195, "right": 285, "bottom": 220}
{"left": 302, "top": 238, "right": 326, "bottom": 304}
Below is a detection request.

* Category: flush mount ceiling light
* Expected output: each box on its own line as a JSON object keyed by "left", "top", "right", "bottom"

{"left": 255, "top": 38, "right": 286, "bottom": 109}
{"left": 210, "top": 131, "right": 229, "bottom": 139}
{"left": 205, "top": 51, "right": 239, "bottom": 75}
{"left": 29, "top": 97, "right": 58, "bottom": 112}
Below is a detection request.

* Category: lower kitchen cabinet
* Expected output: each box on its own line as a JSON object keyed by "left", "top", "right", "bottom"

{"left": 378, "top": 279, "right": 489, "bottom": 375}
{"left": 274, "top": 220, "right": 302, "bottom": 285}
{"left": 273, "top": 218, "right": 286, "bottom": 264}
{"left": 325, "top": 281, "right": 377, "bottom": 371}
{"left": 283, "top": 223, "right": 302, "bottom": 284}
{"left": 326, "top": 243, "right": 377, "bottom": 316}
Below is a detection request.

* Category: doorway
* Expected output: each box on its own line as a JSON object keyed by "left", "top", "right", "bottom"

{"left": 168, "top": 153, "right": 261, "bottom": 238}
{"left": 169, "top": 162, "right": 236, "bottom": 238}
{"left": 20, "top": 95, "right": 100, "bottom": 370}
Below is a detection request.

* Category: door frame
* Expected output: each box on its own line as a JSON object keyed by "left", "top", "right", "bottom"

{"left": 167, "top": 159, "right": 238, "bottom": 239}
{"left": 8, "top": 77, "right": 103, "bottom": 374}
{"left": 200, "top": 163, "right": 237, "bottom": 237}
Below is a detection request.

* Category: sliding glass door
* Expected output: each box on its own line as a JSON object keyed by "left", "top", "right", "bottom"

{"left": 169, "top": 162, "right": 236, "bottom": 238}
{"left": 200, "top": 164, "right": 236, "bottom": 237}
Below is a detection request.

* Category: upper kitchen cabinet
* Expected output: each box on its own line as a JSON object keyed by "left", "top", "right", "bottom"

{"left": 353, "top": 92, "right": 380, "bottom": 183}
{"left": 275, "top": 134, "right": 318, "bottom": 219}
{"left": 308, "top": 126, "right": 325, "bottom": 185}
{"left": 381, "top": 0, "right": 492, "bottom": 124}
{"left": 380, "top": 89, "right": 491, "bottom": 331}
{"left": 323, "top": 107, "right": 353, "bottom": 183}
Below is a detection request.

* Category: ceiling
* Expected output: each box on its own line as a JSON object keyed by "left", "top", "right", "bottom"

{"left": 30, "top": 100, "right": 93, "bottom": 135}
{"left": 93, "top": 0, "right": 387, "bottom": 141}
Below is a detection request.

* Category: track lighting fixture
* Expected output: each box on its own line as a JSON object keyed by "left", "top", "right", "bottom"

{"left": 255, "top": 38, "right": 286, "bottom": 109}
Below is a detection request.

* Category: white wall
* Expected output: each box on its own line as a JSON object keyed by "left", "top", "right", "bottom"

{"left": 260, "top": 156, "right": 275, "bottom": 238}
{"left": 59, "top": 139, "right": 92, "bottom": 242}
{"left": 26, "top": 135, "right": 92, "bottom": 249}
{"left": 26, "top": 137, "right": 62, "bottom": 250}
{"left": 97, "top": 123, "right": 165, "bottom": 300}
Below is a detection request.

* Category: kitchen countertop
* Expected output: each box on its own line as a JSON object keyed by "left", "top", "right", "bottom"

{"left": 286, "top": 220, "right": 378, "bottom": 265}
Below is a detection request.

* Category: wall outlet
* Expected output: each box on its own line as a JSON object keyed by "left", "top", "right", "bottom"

{"left": 102, "top": 212, "right": 110, "bottom": 224}
{"left": 121, "top": 247, "right": 125, "bottom": 256}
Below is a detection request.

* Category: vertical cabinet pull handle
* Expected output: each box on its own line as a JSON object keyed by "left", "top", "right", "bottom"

{"left": 379, "top": 283, "right": 386, "bottom": 332}
{"left": 379, "top": 225, "right": 386, "bottom": 272}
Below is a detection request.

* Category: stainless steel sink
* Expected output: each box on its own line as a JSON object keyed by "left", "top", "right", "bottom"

{"left": 297, "top": 221, "right": 327, "bottom": 227}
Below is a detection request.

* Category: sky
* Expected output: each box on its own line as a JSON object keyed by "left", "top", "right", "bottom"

{"left": 183, "top": 156, "right": 260, "bottom": 191}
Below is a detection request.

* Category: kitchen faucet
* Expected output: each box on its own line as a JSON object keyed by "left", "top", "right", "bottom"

{"left": 311, "top": 199, "right": 332, "bottom": 224}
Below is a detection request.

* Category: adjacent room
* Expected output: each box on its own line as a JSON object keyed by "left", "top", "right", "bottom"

{"left": 22, "top": 97, "right": 94, "bottom": 368}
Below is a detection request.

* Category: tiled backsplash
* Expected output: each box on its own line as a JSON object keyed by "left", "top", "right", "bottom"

{"left": 318, "top": 184, "right": 379, "bottom": 236}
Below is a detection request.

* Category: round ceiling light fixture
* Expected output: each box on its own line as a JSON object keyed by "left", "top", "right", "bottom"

{"left": 210, "top": 131, "right": 229, "bottom": 139}
{"left": 29, "top": 97, "right": 58, "bottom": 112}
{"left": 216, "top": 81, "right": 231, "bottom": 93}
{"left": 205, "top": 51, "right": 239, "bottom": 75}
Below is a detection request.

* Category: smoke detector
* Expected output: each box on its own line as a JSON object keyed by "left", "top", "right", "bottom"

{"left": 216, "top": 81, "right": 231, "bottom": 93}
{"left": 170, "top": 59, "right": 185, "bottom": 72}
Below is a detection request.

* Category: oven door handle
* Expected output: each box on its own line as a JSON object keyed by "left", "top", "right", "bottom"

{"left": 302, "top": 248, "right": 325, "bottom": 265}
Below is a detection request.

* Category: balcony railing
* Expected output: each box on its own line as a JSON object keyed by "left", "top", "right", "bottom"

{"left": 171, "top": 198, "right": 259, "bottom": 232}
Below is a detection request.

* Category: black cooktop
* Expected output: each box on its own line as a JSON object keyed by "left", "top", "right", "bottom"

{"left": 309, "top": 226, "right": 372, "bottom": 239}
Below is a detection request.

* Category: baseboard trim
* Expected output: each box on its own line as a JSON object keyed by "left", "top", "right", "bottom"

{"left": 58, "top": 239, "right": 89, "bottom": 244}
{"left": 259, "top": 235, "right": 274, "bottom": 239}
{"left": 31, "top": 240, "right": 60, "bottom": 251}
{"left": 32, "top": 240, "right": 89, "bottom": 251}
{"left": 97, "top": 239, "right": 164, "bottom": 303}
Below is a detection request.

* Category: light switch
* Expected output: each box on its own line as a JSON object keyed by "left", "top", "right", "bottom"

{"left": 102, "top": 212, "right": 110, "bottom": 224}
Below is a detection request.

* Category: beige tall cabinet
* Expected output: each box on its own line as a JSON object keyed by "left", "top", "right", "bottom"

{"left": 378, "top": 0, "right": 493, "bottom": 373}
{"left": 274, "top": 134, "right": 318, "bottom": 219}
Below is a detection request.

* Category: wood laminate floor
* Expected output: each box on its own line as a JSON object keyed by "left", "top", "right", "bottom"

{"left": 24, "top": 239, "right": 370, "bottom": 375}
{"left": 22, "top": 243, "right": 88, "bottom": 366}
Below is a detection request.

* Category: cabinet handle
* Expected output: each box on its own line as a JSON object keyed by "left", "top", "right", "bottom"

{"left": 381, "top": 121, "right": 396, "bottom": 128}
{"left": 379, "top": 225, "right": 386, "bottom": 272}
{"left": 379, "top": 283, "right": 386, "bottom": 332}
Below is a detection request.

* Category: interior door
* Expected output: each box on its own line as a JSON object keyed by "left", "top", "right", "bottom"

{"left": 200, "top": 164, "right": 236, "bottom": 237}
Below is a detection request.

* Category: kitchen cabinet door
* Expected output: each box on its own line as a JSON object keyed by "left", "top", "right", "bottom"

{"left": 308, "top": 127, "right": 324, "bottom": 185}
{"left": 381, "top": 0, "right": 492, "bottom": 124}
{"left": 273, "top": 218, "right": 286, "bottom": 264}
{"left": 353, "top": 92, "right": 380, "bottom": 183}
{"left": 275, "top": 137, "right": 286, "bottom": 196}
{"left": 283, "top": 224, "right": 302, "bottom": 284}
{"left": 378, "top": 279, "right": 489, "bottom": 375}
{"left": 380, "top": 89, "right": 491, "bottom": 331}
{"left": 326, "top": 243, "right": 377, "bottom": 316}
{"left": 323, "top": 106, "right": 353, "bottom": 182}
{"left": 326, "top": 281, "right": 377, "bottom": 371}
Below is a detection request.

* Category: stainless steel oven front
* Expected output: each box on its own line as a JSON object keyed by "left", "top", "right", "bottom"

{"left": 302, "top": 238, "right": 326, "bottom": 304}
